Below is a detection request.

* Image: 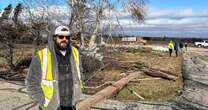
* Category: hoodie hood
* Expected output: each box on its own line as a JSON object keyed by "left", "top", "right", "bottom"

{"left": 47, "top": 26, "right": 56, "bottom": 53}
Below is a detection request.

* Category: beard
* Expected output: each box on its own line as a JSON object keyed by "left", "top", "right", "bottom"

{"left": 54, "top": 40, "right": 69, "bottom": 51}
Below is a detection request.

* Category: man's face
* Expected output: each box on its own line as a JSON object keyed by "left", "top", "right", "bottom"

{"left": 54, "top": 35, "right": 70, "bottom": 50}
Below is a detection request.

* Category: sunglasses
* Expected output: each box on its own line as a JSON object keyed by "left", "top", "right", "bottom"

{"left": 57, "top": 35, "right": 70, "bottom": 40}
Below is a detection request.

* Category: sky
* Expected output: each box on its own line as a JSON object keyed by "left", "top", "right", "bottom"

{"left": 149, "top": 0, "right": 208, "bottom": 10}
{"left": 0, "top": 0, "right": 20, "bottom": 9}
{"left": 121, "top": 0, "right": 208, "bottom": 38}
{"left": 0, "top": 0, "right": 208, "bottom": 38}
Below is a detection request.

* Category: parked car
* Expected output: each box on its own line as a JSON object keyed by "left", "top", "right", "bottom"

{"left": 195, "top": 40, "right": 208, "bottom": 47}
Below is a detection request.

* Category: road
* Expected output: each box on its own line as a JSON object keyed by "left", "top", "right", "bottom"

{"left": 0, "top": 80, "right": 39, "bottom": 110}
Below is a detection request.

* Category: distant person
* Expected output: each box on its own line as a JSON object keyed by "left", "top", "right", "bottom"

{"left": 174, "top": 41, "right": 179, "bottom": 57}
{"left": 168, "top": 40, "right": 174, "bottom": 57}
{"left": 25, "top": 25, "right": 84, "bottom": 110}
{"left": 184, "top": 42, "right": 188, "bottom": 51}
{"left": 179, "top": 42, "right": 184, "bottom": 53}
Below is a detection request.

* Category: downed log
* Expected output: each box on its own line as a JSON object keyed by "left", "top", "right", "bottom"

{"left": 141, "top": 67, "right": 177, "bottom": 80}
{"left": 130, "top": 77, "right": 161, "bottom": 83}
{"left": 76, "top": 71, "right": 141, "bottom": 110}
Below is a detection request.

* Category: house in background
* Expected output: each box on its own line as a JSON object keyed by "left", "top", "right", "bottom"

{"left": 121, "top": 36, "right": 147, "bottom": 45}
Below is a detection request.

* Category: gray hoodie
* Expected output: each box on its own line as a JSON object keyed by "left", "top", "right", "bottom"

{"left": 25, "top": 26, "right": 83, "bottom": 110}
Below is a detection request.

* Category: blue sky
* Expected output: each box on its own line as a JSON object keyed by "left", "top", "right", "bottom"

{"left": 0, "top": 0, "right": 208, "bottom": 38}
{"left": 1, "top": 0, "right": 207, "bottom": 11}
{"left": 0, "top": 0, "right": 20, "bottom": 9}
{"left": 149, "top": 0, "right": 208, "bottom": 10}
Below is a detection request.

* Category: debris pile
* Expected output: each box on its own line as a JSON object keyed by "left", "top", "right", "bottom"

{"left": 82, "top": 45, "right": 183, "bottom": 101}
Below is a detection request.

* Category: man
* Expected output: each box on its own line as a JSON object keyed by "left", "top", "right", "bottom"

{"left": 25, "top": 25, "right": 84, "bottom": 110}
{"left": 174, "top": 41, "right": 179, "bottom": 57}
{"left": 179, "top": 41, "right": 184, "bottom": 53}
{"left": 168, "top": 40, "right": 174, "bottom": 57}
{"left": 184, "top": 42, "right": 188, "bottom": 51}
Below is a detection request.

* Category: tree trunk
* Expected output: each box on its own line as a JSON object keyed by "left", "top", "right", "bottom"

{"left": 79, "top": 15, "right": 85, "bottom": 47}
{"left": 88, "top": 0, "right": 103, "bottom": 49}
{"left": 76, "top": 71, "right": 141, "bottom": 110}
{"left": 89, "top": 20, "right": 100, "bottom": 48}
{"left": 80, "top": 31, "right": 85, "bottom": 47}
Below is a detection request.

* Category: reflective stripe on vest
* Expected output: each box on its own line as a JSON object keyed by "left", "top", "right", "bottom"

{"left": 38, "top": 47, "right": 83, "bottom": 107}
{"left": 71, "top": 47, "right": 84, "bottom": 89}
{"left": 38, "top": 48, "right": 53, "bottom": 107}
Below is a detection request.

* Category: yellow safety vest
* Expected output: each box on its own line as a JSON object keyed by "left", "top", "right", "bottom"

{"left": 38, "top": 47, "right": 83, "bottom": 108}
{"left": 168, "top": 42, "right": 174, "bottom": 49}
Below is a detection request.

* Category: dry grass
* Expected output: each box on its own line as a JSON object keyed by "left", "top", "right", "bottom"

{"left": 116, "top": 77, "right": 182, "bottom": 101}
{"left": 115, "top": 49, "right": 183, "bottom": 101}
{"left": 85, "top": 47, "right": 183, "bottom": 101}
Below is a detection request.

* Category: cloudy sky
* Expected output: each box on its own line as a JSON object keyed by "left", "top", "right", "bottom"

{"left": 118, "top": 0, "right": 208, "bottom": 38}
{"left": 0, "top": 0, "right": 208, "bottom": 38}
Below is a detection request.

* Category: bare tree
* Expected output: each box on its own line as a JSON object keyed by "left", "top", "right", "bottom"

{"left": 0, "top": 4, "right": 28, "bottom": 70}
{"left": 67, "top": 0, "right": 92, "bottom": 48}
{"left": 66, "top": 0, "right": 146, "bottom": 49}
{"left": 22, "top": 0, "right": 57, "bottom": 52}
{"left": 0, "top": 4, "right": 13, "bottom": 21}
{"left": 21, "top": 0, "right": 146, "bottom": 50}
{"left": 13, "top": 3, "right": 24, "bottom": 23}
{"left": 22, "top": 0, "right": 74, "bottom": 52}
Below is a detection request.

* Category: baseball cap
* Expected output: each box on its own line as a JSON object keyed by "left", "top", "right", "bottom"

{"left": 54, "top": 25, "right": 71, "bottom": 36}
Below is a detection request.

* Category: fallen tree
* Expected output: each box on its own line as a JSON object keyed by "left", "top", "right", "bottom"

{"left": 141, "top": 67, "right": 178, "bottom": 80}
{"left": 76, "top": 71, "right": 141, "bottom": 110}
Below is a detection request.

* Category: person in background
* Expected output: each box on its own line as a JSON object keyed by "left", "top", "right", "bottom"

{"left": 184, "top": 42, "right": 188, "bottom": 51}
{"left": 179, "top": 41, "right": 184, "bottom": 53}
{"left": 168, "top": 40, "right": 174, "bottom": 57}
{"left": 174, "top": 41, "right": 179, "bottom": 57}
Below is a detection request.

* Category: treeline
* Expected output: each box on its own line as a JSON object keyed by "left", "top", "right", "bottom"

{"left": 143, "top": 37, "right": 207, "bottom": 43}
